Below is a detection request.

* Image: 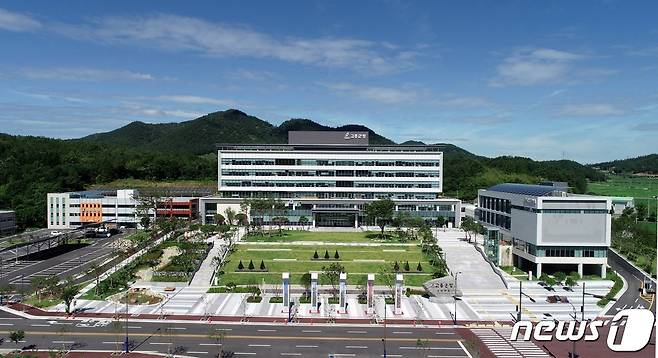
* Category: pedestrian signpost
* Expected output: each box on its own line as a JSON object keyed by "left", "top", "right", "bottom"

{"left": 394, "top": 274, "right": 403, "bottom": 315}
{"left": 310, "top": 272, "right": 319, "bottom": 313}
{"left": 339, "top": 272, "right": 347, "bottom": 313}
{"left": 367, "top": 273, "right": 375, "bottom": 314}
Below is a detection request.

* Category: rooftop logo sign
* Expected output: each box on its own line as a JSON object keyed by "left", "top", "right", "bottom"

{"left": 288, "top": 131, "right": 369, "bottom": 145}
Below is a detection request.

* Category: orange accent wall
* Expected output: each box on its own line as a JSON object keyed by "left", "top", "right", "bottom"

{"left": 80, "top": 201, "right": 102, "bottom": 223}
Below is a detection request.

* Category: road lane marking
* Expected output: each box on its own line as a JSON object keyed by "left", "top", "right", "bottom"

{"left": 102, "top": 341, "right": 123, "bottom": 344}
{"left": 169, "top": 327, "right": 187, "bottom": 330}
{"left": 200, "top": 343, "right": 222, "bottom": 346}
{"left": 234, "top": 353, "right": 256, "bottom": 355}
{"left": 0, "top": 323, "right": 14, "bottom": 326}
{"left": 258, "top": 329, "right": 277, "bottom": 332}
{"left": 301, "top": 329, "right": 321, "bottom": 333}
{"left": 296, "top": 345, "right": 318, "bottom": 348}
{"left": 30, "top": 324, "right": 50, "bottom": 327}
{"left": 347, "top": 330, "right": 367, "bottom": 334}
{"left": 280, "top": 354, "right": 301, "bottom": 356}
{"left": 346, "top": 345, "right": 368, "bottom": 349}
{"left": 188, "top": 352, "right": 208, "bottom": 355}
{"left": 150, "top": 342, "right": 173, "bottom": 345}
{"left": 393, "top": 331, "right": 412, "bottom": 334}
{"left": 457, "top": 340, "right": 474, "bottom": 358}
{"left": 52, "top": 341, "right": 75, "bottom": 344}
{"left": 249, "top": 344, "right": 271, "bottom": 347}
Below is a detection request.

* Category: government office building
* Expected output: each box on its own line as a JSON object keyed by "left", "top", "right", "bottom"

{"left": 476, "top": 183, "right": 611, "bottom": 278}
{"left": 199, "top": 131, "right": 462, "bottom": 228}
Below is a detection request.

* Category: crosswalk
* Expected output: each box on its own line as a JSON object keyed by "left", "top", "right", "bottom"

{"left": 0, "top": 260, "right": 40, "bottom": 278}
{"left": 472, "top": 328, "right": 550, "bottom": 358}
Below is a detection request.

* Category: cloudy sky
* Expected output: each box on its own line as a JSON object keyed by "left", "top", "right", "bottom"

{"left": 1, "top": 1, "right": 657, "bottom": 163}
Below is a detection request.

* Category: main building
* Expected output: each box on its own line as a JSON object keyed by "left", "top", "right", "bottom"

{"left": 199, "top": 131, "right": 461, "bottom": 228}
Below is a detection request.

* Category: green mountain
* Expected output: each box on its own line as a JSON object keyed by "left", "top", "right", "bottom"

{"left": 592, "top": 154, "right": 658, "bottom": 174}
{"left": 1, "top": 108, "right": 606, "bottom": 228}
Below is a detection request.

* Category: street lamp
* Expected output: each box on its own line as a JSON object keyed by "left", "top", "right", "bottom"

{"left": 453, "top": 271, "right": 462, "bottom": 324}
{"left": 124, "top": 293, "right": 129, "bottom": 353}
{"left": 381, "top": 296, "right": 387, "bottom": 358}
{"left": 517, "top": 280, "right": 536, "bottom": 322}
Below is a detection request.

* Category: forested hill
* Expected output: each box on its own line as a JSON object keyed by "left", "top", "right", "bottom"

{"left": 2, "top": 108, "right": 604, "bottom": 228}
{"left": 592, "top": 154, "right": 658, "bottom": 174}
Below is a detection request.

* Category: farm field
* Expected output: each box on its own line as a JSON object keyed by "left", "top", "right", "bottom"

{"left": 588, "top": 175, "right": 658, "bottom": 211}
{"left": 218, "top": 230, "right": 432, "bottom": 287}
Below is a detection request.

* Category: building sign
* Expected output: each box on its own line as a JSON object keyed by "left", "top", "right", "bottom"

{"left": 288, "top": 131, "right": 369, "bottom": 145}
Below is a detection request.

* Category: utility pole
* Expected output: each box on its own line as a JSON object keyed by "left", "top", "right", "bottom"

{"left": 454, "top": 271, "right": 461, "bottom": 324}
{"left": 124, "top": 294, "right": 129, "bottom": 353}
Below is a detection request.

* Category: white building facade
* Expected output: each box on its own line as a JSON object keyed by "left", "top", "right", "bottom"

{"left": 47, "top": 189, "right": 141, "bottom": 229}
{"left": 200, "top": 131, "right": 461, "bottom": 228}
{"left": 477, "top": 183, "right": 611, "bottom": 278}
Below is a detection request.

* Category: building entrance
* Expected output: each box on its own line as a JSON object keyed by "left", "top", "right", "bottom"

{"left": 315, "top": 212, "right": 356, "bottom": 227}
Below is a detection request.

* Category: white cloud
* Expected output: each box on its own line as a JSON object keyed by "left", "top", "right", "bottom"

{"left": 53, "top": 14, "right": 416, "bottom": 74}
{"left": 0, "top": 8, "right": 41, "bottom": 32}
{"left": 22, "top": 67, "right": 154, "bottom": 81}
{"left": 156, "top": 95, "right": 235, "bottom": 107}
{"left": 325, "top": 83, "right": 418, "bottom": 104}
{"left": 560, "top": 103, "right": 625, "bottom": 117}
{"left": 431, "top": 96, "right": 492, "bottom": 108}
{"left": 131, "top": 107, "right": 203, "bottom": 119}
{"left": 490, "top": 48, "right": 612, "bottom": 86}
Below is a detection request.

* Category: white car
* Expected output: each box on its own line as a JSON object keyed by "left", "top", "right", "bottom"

{"left": 50, "top": 231, "right": 62, "bottom": 236}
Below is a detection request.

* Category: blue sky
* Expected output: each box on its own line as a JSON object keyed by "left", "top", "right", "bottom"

{"left": 1, "top": 1, "right": 657, "bottom": 163}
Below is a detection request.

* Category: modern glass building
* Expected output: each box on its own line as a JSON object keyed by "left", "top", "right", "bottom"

{"left": 199, "top": 131, "right": 461, "bottom": 228}
{"left": 476, "top": 183, "right": 611, "bottom": 277}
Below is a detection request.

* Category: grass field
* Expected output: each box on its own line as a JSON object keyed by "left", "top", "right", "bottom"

{"left": 218, "top": 231, "right": 432, "bottom": 287}
{"left": 588, "top": 175, "right": 658, "bottom": 211}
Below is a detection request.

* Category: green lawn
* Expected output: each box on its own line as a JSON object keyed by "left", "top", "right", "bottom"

{"left": 243, "top": 230, "right": 416, "bottom": 243}
{"left": 219, "top": 231, "right": 432, "bottom": 287}
{"left": 588, "top": 175, "right": 658, "bottom": 211}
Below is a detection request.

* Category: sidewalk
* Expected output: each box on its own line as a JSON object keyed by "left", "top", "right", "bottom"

{"left": 190, "top": 227, "right": 245, "bottom": 287}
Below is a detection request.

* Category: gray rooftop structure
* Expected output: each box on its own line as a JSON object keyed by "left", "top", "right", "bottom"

{"left": 486, "top": 183, "right": 567, "bottom": 197}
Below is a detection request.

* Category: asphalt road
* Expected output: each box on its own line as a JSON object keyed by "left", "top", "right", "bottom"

{"left": 0, "top": 310, "right": 470, "bottom": 357}
{"left": 606, "top": 249, "right": 656, "bottom": 315}
{"left": 0, "top": 232, "right": 128, "bottom": 287}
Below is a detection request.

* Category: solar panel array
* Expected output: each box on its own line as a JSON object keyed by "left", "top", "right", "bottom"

{"left": 487, "top": 183, "right": 559, "bottom": 197}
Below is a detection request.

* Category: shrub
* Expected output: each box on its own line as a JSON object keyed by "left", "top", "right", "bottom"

{"left": 248, "top": 259, "right": 255, "bottom": 270}
{"left": 554, "top": 271, "right": 567, "bottom": 283}
{"left": 565, "top": 277, "right": 577, "bottom": 288}
{"left": 417, "top": 262, "right": 423, "bottom": 271}
{"left": 313, "top": 250, "right": 319, "bottom": 259}
{"left": 324, "top": 250, "right": 330, "bottom": 259}
{"left": 334, "top": 250, "right": 340, "bottom": 259}
{"left": 404, "top": 261, "right": 410, "bottom": 271}
{"left": 237, "top": 260, "right": 244, "bottom": 270}
{"left": 568, "top": 271, "right": 581, "bottom": 280}
{"left": 260, "top": 260, "right": 266, "bottom": 270}
{"left": 247, "top": 296, "right": 262, "bottom": 303}
{"left": 393, "top": 261, "right": 400, "bottom": 271}
{"left": 269, "top": 297, "right": 283, "bottom": 303}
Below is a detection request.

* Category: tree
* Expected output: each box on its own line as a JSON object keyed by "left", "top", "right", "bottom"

{"left": 214, "top": 213, "right": 226, "bottom": 226}
{"left": 237, "top": 260, "right": 244, "bottom": 270}
{"left": 9, "top": 330, "right": 24, "bottom": 346}
{"left": 299, "top": 273, "right": 312, "bottom": 298}
{"left": 324, "top": 250, "right": 330, "bottom": 260}
{"left": 224, "top": 207, "right": 236, "bottom": 226}
{"left": 554, "top": 271, "right": 567, "bottom": 284}
{"left": 60, "top": 282, "right": 79, "bottom": 314}
{"left": 378, "top": 265, "right": 395, "bottom": 297}
{"left": 322, "top": 262, "right": 345, "bottom": 298}
{"left": 0, "top": 284, "right": 14, "bottom": 305}
{"left": 248, "top": 260, "right": 255, "bottom": 270}
{"left": 334, "top": 250, "right": 340, "bottom": 260}
{"left": 364, "top": 198, "right": 396, "bottom": 239}
{"left": 436, "top": 216, "right": 446, "bottom": 231}
{"left": 235, "top": 213, "right": 248, "bottom": 226}
{"left": 313, "top": 250, "right": 319, "bottom": 259}
{"left": 393, "top": 261, "right": 400, "bottom": 272}
{"left": 416, "top": 262, "right": 423, "bottom": 272}
{"left": 208, "top": 327, "right": 228, "bottom": 358}
{"left": 259, "top": 260, "right": 266, "bottom": 271}
{"left": 299, "top": 215, "right": 309, "bottom": 229}
{"left": 31, "top": 276, "right": 47, "bottom": 301}
{"left": 404, "top": 261, "right": 410, "bottom": 271}
{"left": 88, "top": 262, "right": 103, "bottom": 296}
{"left": 565, "top": 276, "right": 577, "bottom": 288}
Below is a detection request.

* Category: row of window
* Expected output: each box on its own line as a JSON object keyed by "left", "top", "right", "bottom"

{"left": 479, "top": 196, "right": 511, "bottom": 214}
{"left": 221, "top": 159, "right": 440, "bottom": 167}
{"left": 220, "top": 191, "right": 440, "bottom": 200}
{"left": 512, "top": 205, "right": 609, "bottom": 214}
{"left": 221, "top": 170, "right": 440, "bottom": 178}
{"left": 513, "top": 239, "right": 607, "bottom": 258}
{"left": 479, "top": 210, "right": 511, "bottom": 230}
{"left": 221, "top": 180, "right": 439, "bottom": 189}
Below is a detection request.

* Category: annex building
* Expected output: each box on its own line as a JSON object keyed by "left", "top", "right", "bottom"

{"left": 477, "top": 183, "right": 611, "bottom": 278}
{"left": 199, "top": 131, "right": 462, "bottom": 228}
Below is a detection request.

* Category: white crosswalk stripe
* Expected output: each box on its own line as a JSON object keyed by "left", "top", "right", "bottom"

{"left": 472, "top": 328, "right": 550, "bottom": 357}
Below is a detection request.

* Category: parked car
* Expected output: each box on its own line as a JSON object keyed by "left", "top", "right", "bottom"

{"left": 50, "top": 231, "right": 62, "bottom": 236}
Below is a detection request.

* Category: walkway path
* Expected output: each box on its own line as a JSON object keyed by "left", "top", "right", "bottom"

{"left": 190, "top": 227, "right": 245, "bottom": 287}
{"left": 436, "top": 229, "right": 506, "bottom": 290}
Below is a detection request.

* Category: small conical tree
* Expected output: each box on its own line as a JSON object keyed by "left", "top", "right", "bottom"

{"left": 404, "top": 261, "right": 410, "bottom": 271}
{"left": 238, "top": 260, "right": 244, "bottom": 270}
{"left": 416, "top": 262, "right": 423, "bottom": 272}
{"left": 313, "top": 250, "right": 319, "bottom": 259}
{"left": 324, "top": 250, "right": 330, "bottom": 259}
{"left": 248, "top": 259, "right": 255, "bottom": 270}
{"left": 260, "top": 260, "right": 266, "bottom": 270}
{"left": 393, "top": 261, "right": 400, "bottom": 272}
{"left": 334, "top": 250, "right": 340, "bottom": 259}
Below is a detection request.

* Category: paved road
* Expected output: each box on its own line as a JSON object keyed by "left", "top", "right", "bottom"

{"left": 0, "top": 232, "right": 128, "bottom": 287}
{"left": 606, "top": 249, "right": 656, "bottom": 315}
{"left": 0, "top": 310, "right": 472, "bottom": 357}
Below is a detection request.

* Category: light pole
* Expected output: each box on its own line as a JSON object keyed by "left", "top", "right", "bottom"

{"left": 124, "top": 293, "right": 129, "bottom": 353}
{"left": 380, "top": 295, "right": 387, "bottom": 358}
{"left": 517, "top": 280, "right": 536, "bottom": 322}
{"left": 453, "top": 271, "right": 462, "bottom": 324}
